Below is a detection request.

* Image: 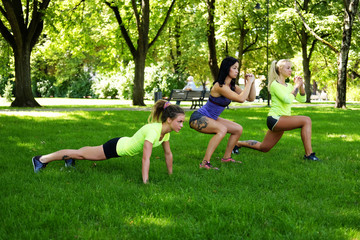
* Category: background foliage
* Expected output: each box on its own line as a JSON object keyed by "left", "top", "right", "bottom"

{"left": 0, "top": 0, "right": 359, "bottom": 101}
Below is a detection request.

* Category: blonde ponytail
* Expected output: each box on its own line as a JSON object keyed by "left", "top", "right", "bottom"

{"left": 268, "top": 59, "right": 291, "bottom": 91}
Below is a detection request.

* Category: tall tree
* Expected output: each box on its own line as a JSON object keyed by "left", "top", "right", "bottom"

{"left": 105, "top": 0, "right": 176, "bottom": 106}
{"left": 284, "top": 0, "right": 336, "bottom": 102}
{"left": 221, "top": 1, "right": 261, "bottom": 74}
{"left": 336, "top": 0, "right": 359, "bottom": 108}
{"left": 294, "top": 0, "right": 359, "bottom": 108}
{"left": 206, "top": 0, "right": 219, "bottom": 81}
{"left": 169, "top": 19, "right": 182, "bottom": 76}
{"left": 0, "top": 0, "right": 50, "bottom": 107}
{"left": 165, "top": 1, "right": 211, "bottom": 87}
{"left": 295, "top": 0, "right": 320, "bottom": 102}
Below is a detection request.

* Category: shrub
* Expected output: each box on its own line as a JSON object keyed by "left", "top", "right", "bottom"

{"left": 66, "top": 71, "right": 94, "bottom": 98}
{"left": 144, "top": 62, "right": 187, "bottom": 99}
{"left": 3, "top": 81, "right": 14, "bottom": 102}
{"left": 34, "top": 76, "right": 57, "bottom": 97}
{"left": 91, "top": 62, "right": 135, "bottom": 99}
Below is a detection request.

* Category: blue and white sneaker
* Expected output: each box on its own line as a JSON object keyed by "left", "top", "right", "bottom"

{"left": 64, "top": 158, "right": 75, "bottom": 168}
{"left": 304, "top": 152, "right": 320, "bottom": 161}
{"left": 32, "top": 156, "right": 47, "bottom": 173}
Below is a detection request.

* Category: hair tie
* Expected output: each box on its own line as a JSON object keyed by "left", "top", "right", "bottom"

{"left": 164, "top": 101, "right": 171, "bottom": 109}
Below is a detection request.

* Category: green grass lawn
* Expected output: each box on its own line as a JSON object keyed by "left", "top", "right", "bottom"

{"left": 1, "top": 103, "right": 359, "bottom": 239}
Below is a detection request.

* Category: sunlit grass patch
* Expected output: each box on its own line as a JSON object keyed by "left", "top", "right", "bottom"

{"left": 0, "top": 111, "right": 67, "bottom": 117}
{"left": 327, "top": 133, "right": 360, "bottom": 141}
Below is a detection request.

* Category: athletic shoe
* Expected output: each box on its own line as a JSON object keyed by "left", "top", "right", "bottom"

{"left": 64, "top": 158, "right": 75, "bottom": 168}
{"left": 199, "top": 161, "right": 219, "bottom": 170}
{"left": 304, "top": 152, "right": 320, "bottom": 161}
{"left": 32, "top": 156, "right": 47, "bottom": 173}
{"left": 232, "top": 145, "right": 241, "bottom": 154}
{"left": 221, "top": 157, "right": 242, "bottom": 163}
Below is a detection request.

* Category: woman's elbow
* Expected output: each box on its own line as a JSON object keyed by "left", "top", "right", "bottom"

{"left": 237, "top": 97, "right": 246, "bottom": 103}
{"left": 247, "top": 97, "right": 256, "bottom": 102}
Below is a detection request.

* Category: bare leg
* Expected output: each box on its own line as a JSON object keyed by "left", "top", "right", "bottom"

{"left": 39, "top": 145, "right": 107, "bottom": 163}
{"left": 190, "top": 116, "right": 242, "bottom": 162}
{"left": 237, "top": 130, "right": 284, "bottom": 152}
{"left": 237, "top": 115, "right": 313, "bottom": 155}
{"left": 190, "top": 116, "right": 226, "bottom": 162}
{"left": 274, "top": 115, "right": 313, "bottom": 155}
{"left": 216, "top": 117, "right": 243, "bottom": 159}
{"left": 194, "top": 118, "right": 227, "bottom": 162}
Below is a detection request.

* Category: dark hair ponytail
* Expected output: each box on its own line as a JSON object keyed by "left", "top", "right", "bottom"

{"left": 214, "top": 56, "right": 238, "bottom": 91}
{"left": 148, "top": 100, "right": 185, "bottom": 123}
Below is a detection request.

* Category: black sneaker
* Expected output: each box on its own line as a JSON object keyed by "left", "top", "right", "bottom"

{"left": 304, "top": 152, "right": 320, "bottom": 161}
{"left": 232, "top": 145, "right": 241, "bottom": 154}
{"left": 64, "top": 159, "right": 75, "bottom": 168}
{"left": 32, "top": 156, "right": 47, "bottom": 173}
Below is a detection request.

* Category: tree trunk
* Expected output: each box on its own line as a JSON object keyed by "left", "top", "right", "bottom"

{"left": 11, "top": 45, "right": 40, "bottom": 107}
{"left": 105, "top": 0, "right": 175, "bottom": 106}
{"left": 301, "top": 43, "right": 312, "bottom": 103}
{"left": 133, "top": 52, "right": 146, "bottom": 106}
{"left": 169, "top": 20, "right": 182, "bottom": 76}
{"left": 312, "top": 81, "right": 318, "bottom": 95}
{"left": 299, "top": 0, "right": 311, "bottom": 103}
{"left": 299, "top": 27, "right": 318, "bottom": 103}
{"left": 336, "top": 52, "right": 348, "bottom": 109}
{"left": 336, "top": 0, "right": 359, "bottom": 108}
{"left": 206, "top": 0, "right": 219, "bottom": 81}
{"left": 0, "top": 0, "right": 50, "bottom": 107}
{"left": 174, "top": 20, "right": 181, "bottom": 74}
{"left": 237, "top": 29, "right": 245, "bottom": 77}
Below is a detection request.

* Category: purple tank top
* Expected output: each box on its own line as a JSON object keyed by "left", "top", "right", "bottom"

{"left": 198, "top": 95, "right": 231, "bottom": 120}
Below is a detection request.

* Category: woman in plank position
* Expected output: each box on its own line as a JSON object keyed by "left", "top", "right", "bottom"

{"left": 32, "top": 100, "right": 186, "bottom": 183}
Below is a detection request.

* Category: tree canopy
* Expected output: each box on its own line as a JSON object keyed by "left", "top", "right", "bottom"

{"left": 0, "top": 0, "right": 359, "bottom": 107}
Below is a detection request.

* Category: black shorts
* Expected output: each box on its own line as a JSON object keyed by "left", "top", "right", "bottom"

{"left": 267, "top": 116, "right": 280, "bottom": 131}
{"left": 102, "top": 137, "right": 121, "bottom": 159}
{"left": 189, "top": 111, "right": 205, "bottom": 127}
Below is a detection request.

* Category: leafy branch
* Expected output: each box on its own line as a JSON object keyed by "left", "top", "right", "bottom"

{"left": 294, "top": 0, "right": 339, "bottom": 53}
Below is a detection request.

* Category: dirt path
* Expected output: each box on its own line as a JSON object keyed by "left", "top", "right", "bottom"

{"left": 0, "top": 103, "right": 339, "bottom": 116}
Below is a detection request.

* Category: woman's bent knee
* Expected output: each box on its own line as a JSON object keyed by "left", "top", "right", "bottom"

{"left": 302, "top": 116, "right": 312, "bottom": 126}
{"left": 216, "top": 126, "right": 228, "bottom": 138}
{"left": 261, "top": 148, "right": 271, "bottom": 153}
{"left": 218, "top": 130, "right": 227, "bottom": 139}
{"left": 235, "top": 125, "right": 243, "bottom": 136}
{"left": 259, "top": 145, "right": 272, "bottom": 153}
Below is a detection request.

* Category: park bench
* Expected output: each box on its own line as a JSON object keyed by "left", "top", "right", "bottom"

{"left": 310, "top": 92, "right": 328, "bottom": 101}
{"left": 169, "top": 89, "right": 210, "bottom": 109}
